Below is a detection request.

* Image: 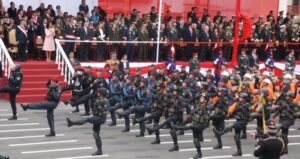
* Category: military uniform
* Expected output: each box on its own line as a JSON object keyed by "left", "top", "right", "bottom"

{"left": 272, "top": 91, "right": 299, "bottom": 154}
{"left": 238, "top": 53, "right": 249, "bottom": 76}
{"left": 82, "top": 69, "right": 96, "bottom": 115}
{"left": 189, "top": 56, "right": 199, "bottom": 72}
{"left": 117, "top": 78, "right": 152, "bottom": 137}
{"left": 174, "top": 94, "right": 212, "bottom": 158}
{"left": 216, "top": 93, "right": 251, "bottom": 156}
{"left": 0, "top": 65, "right": 23, "bottom": 120}
{"left": 108, "top": 73, "right": 122, "bottom": 126}
{"left": 67, "top": 88, "right": 109, "bottom": 156}
{"left": 21, "top": 79, "right": 61, "bottom": 137}
{"left": 211, "top": 88, "right": 230, "bottom": 149}
{"left": 108, "top": 75, "right": 136, "bottom": 132}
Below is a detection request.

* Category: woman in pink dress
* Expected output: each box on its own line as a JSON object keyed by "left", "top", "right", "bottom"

{"left": 42, "top": 22, "right": 55, "bottom": 62}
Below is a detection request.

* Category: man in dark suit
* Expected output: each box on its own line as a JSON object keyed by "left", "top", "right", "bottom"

{"left": 183, "top": 23, "right": 197, "bottom": 60}
{"left": 119, "top": 54, "right": 130, "bottom": 72}
{"left": 37, "top": 18, "right": 48, "bottom": 37}
{"left": 199, "top": 25, "right": 211, "bottom": 61}
{"left": 123, "top": 23, "right": 137, "bottom": 61}
{"left": 64, "top": 17, "right": 76, "bottom": 56}
{"left": 79, "top": 21, "right": 90, "bottom": 61}
{"left": 187, "top": 7, "right": 198, "bottom": 23}
{"left": 248, "top": 48, "right": 259, "bottom": 68}
{"left": 7, "top": 2, "right": 17, "bottom": 19}
{"left": 16, "top": 19, "right": 28, "bottom": 62}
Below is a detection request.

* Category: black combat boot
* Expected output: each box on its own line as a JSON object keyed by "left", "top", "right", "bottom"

{"left": 193, "top": 146, "right": 202, "bottom": 159}
{"left": 232, "top": 134, "right": 242, "bottom": 156}
{"left": 66, "top": 117, "right": 73, "bottom": 127}
{"left": 20, "top": 104, "right": 28, "bottom": 111}
{"left": 8, "top": 115, "right": 17, "bottom": 120}
{"left": 213, "top": 128, "right": 222, "bottom": 149}
{"left": 169, "top": 130, "right": 179, "bottom": 152}
{"left": 92, "top": 136, "right": 103, "bottom": 156}
{"left": 45, "top": 131, "right": 56, "bottom": 137}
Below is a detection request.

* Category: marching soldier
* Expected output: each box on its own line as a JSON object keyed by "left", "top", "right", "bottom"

{"left": 0, "top": 64, "right": 23, "bottom": 120}
{"left": 66, "top": 88, "right": 109, "bottom": 156}
{"left": 146, "top": 86, "right": 187, "bottom": 151}
{"left": 251, "top": 89, "right": 272, "bottom": 136}
{"left": 136, "top": 83, "right": 166, "bottom": 144}
{"left": 21, "top": 77, "right": 61, "bottom": 137}
{"left": 82, "top": 66, "right": 96, "bottom": 115}
{"left": 108, "top": 72, "right": 122, "bottom": 126}
{"left": 117, "top": 78, "right": 153, "bottom": 137}
{"left": 216, "top": 93, "right": 251, "bottom": 156}
{"left": 271, "top": 91, "right": 299, "bottom": 154}
{"left": 108, "top": 75, "right": 136, "bottom": 132}
{"left": 211, "top": 87, "right": 230, "bottom": 149}
{"left": 173, "top": 93, "right": 212, "bottom": 159}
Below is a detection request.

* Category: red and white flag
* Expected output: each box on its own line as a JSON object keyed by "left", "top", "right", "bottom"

{"left": 170, "top": 45, "right": 175, "bottom": 56}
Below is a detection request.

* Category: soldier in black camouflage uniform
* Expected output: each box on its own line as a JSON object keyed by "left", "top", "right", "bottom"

{"left": 174, "top": 93, "right": 212, "bottom": 159}
{"left": 211, "top": 87, "right": 230, "bottom": 149}
{"left": 215, "top": 93, "right": 251, "bottom": 156}
{"left": 272, "top": 91, "right": 299, "bottom": 154}
{"left": 66, "top": 88, "right": 109, "bottom": 156}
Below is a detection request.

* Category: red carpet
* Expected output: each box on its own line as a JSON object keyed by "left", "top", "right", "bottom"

{"left": 0, "top": 60, "right": 71, "bottom": 103}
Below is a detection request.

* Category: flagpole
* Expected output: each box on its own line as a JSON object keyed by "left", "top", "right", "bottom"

{"left": 232, "top": 0, "right": 241, "bottom": 63}
{"left": 156, "top": 0, "right": 163, "bottom": 63}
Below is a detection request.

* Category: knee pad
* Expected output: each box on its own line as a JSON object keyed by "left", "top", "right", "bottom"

{"left": 93, "top": 132, "right": 100, "bottom": 140}
{"left": 193, "top": 138, "right": 200, "bottom": 147}
{"left": 170, "top": 129, "right": 176, "bottom": 136}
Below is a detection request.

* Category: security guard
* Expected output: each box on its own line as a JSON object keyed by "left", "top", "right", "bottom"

{"left": 174, "top": 93, "right": 211, "bottom": 159}
{"left": 0, "top": 64, "right": 23, "bottom": 120}
{"left": 238, "top": 48, "right": 250, "bottom": 76}
{"left": 272, "top": 91, "right": 299, "bottom": 154}
{"left": 66, "top": 87, "right": 109, "bottom": 156}
{"left": 216, "top": 93, "right": 251, "bottom": 156}
{"left": 21, "top": 77, "right": 61, "bottom": 137}
{"left": 253, "top": 122, "right": 285, "bottom": 159}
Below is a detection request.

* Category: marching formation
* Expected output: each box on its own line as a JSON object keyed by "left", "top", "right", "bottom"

{"left": 0, "top": 52, "right": 295, "bottom": 159}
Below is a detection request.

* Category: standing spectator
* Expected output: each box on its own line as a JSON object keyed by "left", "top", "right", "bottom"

{"left": 123, "top": 23, "right": 137, "bottom": 61}
{"left": 37, "top": 17, "right": 47, "bottom": 37}
{"left": 42, "top": 22, "right": 55, "bottom": 62}
{"left": 95, "top": 22, "right": 106, "bottom": 61}
{"left": 16, "top": 19, "right": 28, "bottom": 62}
{"left": 238, "top": 48, "right": 249, "bottom": 76}
{"left": 199, "top": 24, "right": 211, "bottom": 61}
{"left": 27, "top": 17, "right": 36, "bottom": 59}
{"left": 285, "top": 49, "right": 296, "bottom": 70}
{"left": 183, "top": 23, "right": 197, "bottom": 60}
{"left": 248, "top": 48, "right": 259, "bottom": 68}
{"left": 149, "top": 6, "right": 157, "bottom": 22}
{"left": 26, "top": 6, "right": 33, "bottom": 18}
{"left": 119, "top": 54, "right": 129, "bottom": 72}
{"left": 36, "top": 3, "right": 46, "bottom": 17}
{"left": 79, "top": 0, "right": 89, "bottom": 14}
{"left": 187, "top": 7, "right": 197, "bottom": 23}
{"left": 79, "top": 21, "right": 90, "bottom": 61}
{"left": 64, "top": 17, "right": 76, "bottom": 55}
{"left": 7, "top": 2, "right": 17, "bottom": 19}
{"left": 137, "top": 23, "right": 149, "bottom": 61}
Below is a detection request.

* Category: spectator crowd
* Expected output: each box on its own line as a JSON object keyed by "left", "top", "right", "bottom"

{"left": 0, "top": 0, "right": 299, "bottom": 62}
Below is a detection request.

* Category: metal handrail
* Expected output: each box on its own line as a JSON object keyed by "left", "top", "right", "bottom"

{"left": 55, "top": 39, "right": 74, "bottom": 84}
{"left": 0, "top": 38, "right": 15, "bottom": 77}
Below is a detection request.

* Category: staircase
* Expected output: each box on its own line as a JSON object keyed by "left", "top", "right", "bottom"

{"left": 2, "top": 60, "right": 71, "bottom": 103}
